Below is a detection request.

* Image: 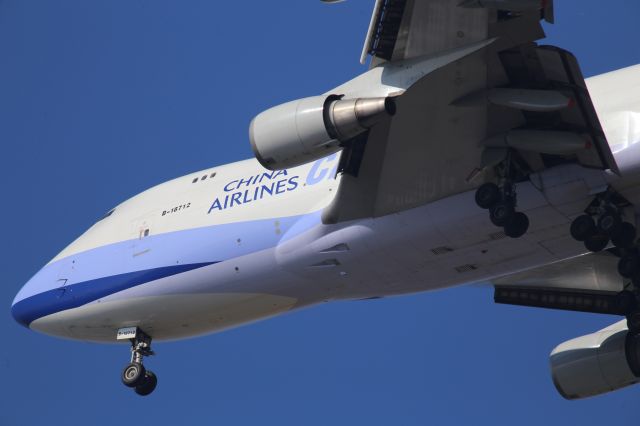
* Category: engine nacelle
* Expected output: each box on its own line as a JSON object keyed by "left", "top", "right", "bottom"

{"left": 249, "top": 95, "right": 395, "bottom": 170}
{"left": 550, "top": 320, "right": 640, "bottom": 399}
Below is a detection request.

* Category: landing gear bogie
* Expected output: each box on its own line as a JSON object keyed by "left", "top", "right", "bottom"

{"left": 475, "top": 180, "right": 529, "bottom": 239}
{"left": 570, "top": 193, "right": 637, "bottom": 252}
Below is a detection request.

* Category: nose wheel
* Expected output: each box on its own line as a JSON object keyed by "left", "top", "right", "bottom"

{"left": 118, "top": 327, "right": 157, "bottom": 396}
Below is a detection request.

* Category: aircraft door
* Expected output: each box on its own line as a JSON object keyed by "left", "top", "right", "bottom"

{"left": 130, "top": 214, "right": 154, "bottom": 260}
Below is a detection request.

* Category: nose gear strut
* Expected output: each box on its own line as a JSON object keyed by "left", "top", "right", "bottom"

{"left": 118, "top": 327, "right": 157, "bottom": 396}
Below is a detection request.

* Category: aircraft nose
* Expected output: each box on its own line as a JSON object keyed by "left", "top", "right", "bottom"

{"left": 11, "top": 266, "right": 62, "bottom": 328}
{"left": 12, "top": 278, "right": 44, "bottom": 328}
{"left": 11, "top": 298, "right": 31, "bottom": 328}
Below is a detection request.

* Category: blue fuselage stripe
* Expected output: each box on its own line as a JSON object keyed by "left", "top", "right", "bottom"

{"left": 11, "top": 262, "right": 217, "bottom": 327}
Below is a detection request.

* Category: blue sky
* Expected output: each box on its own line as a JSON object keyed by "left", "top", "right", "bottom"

{"left": 2, "top": 1, "right": 640, "bottom": 424}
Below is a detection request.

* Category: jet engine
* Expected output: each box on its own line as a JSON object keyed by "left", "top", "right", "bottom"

{"left": 249, "top": 95, "right": 395, "bottom": 170}
{"left": 550, "top": 320, "right": 640, "bottom": 399}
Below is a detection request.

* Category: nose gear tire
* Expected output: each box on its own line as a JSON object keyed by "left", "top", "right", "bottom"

{"left": 134, "top": 370, "right": 158, "bottom": 396}
{"left": 122, "top": 362, "right": 146, "bottom": 388}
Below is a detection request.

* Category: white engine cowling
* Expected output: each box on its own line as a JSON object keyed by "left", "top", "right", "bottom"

{"left": 249, "top": 95, "right": 395, "bottom": 170}
{"left": 550, "top": 319, "right": 640, "bottom": 399}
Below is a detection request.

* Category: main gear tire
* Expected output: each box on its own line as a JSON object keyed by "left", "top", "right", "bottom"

{"left": 628, "top": 313, "right": 640, "bottom": 335}
{"left": 618, "top": 254, "right": 640, "bottom": 278}
{"left": 611, "top": 222, "right": 637, "bottom": 249}
{"left": 504, "top": 212, "right": 530, "bottom": 238}
{"left": 490, "top": 202, "right": 515, "bottom": 227}
{"left": 475, "top": 183, "right": 500, "bottom": 209}
{"left": 584, "top": 233, "right": 609, "bottom": 252}
{"left": 570, "top": 215, "right": 596, "bottom": 242}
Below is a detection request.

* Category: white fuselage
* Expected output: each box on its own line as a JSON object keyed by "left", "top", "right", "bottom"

{"left": 11, "top": 64, "right": 640, "bottom": 343}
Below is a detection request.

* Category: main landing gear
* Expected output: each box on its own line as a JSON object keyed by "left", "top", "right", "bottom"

{"left": 118, "top": 327, "right": 157, "bottom": 396}
{"left": 569, "top": 192, "right": 640, "bottom": 333}
{"left": 475, "top": 150, "right": 530, "bottom": 238}
{"left": 569, "top": 195, "right": 637, "bottom": 253}
{"left": 475, "top": 181, "right": 530, "bottom": 238}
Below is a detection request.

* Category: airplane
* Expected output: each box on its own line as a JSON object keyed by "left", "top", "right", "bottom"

{"left": 11, "top": 0, "right": 640, "bottom": 399}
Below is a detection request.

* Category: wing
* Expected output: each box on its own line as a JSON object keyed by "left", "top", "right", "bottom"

{"left": 492, "top": 252, "right": 623, "bottom": 293}
{"left": 360, "top": 0, "right": 554, "bottom": 65}
{"left": 323, "top": 0, "right": 617, "bottom": 223}
{"left": 491, "top": 252, "right": 636, "bottom": 317}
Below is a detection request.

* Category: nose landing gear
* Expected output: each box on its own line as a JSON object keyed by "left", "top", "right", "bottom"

{"left": 118, "top": 327, "right": 157, "bottom": 396}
